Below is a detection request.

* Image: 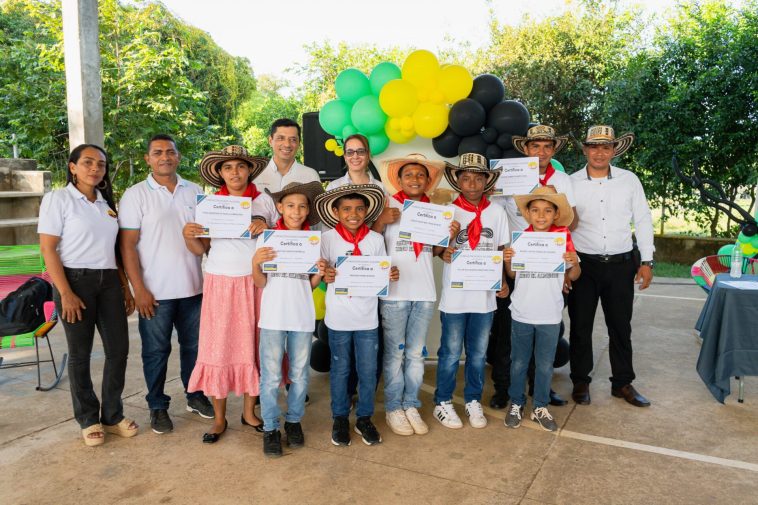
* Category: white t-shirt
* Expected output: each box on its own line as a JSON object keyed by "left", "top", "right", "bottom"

{"left": 204, "top": 192, "right": 278, "bottom": 277}
{"left": 325, "top": 172, "right": 386, "bottom": 193}
{"left": 37, "top": 184, "right": 119, "bottom": 269}
{"left": 438, "top": 201, "right": 509, "bottom": 314}
{"left": 510, "top": 270, "right": 568, "bottom": 325}
{"left": 118, "top": 174, "right": 204, "bottom": 300}
{"left": 382, "top": 197, "right": 436, "bottom": 302}
{"left": 322, "top": 228, "right": 387, "bottom": 331}
{"left": 492, "top": 169, "right": 576, "bottom": 233}
{"left": 254, "top": 160, "right": 321, "bottom": 194}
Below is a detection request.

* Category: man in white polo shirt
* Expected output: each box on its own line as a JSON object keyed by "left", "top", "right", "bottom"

{"left": 253, "top": 118, "right": 321, "bottom": 193}
{"left": 568, "top": 125, "right": 654, "bottom": 408}
{"left": 119, "top": 134, "right": 213, "bottom": 434}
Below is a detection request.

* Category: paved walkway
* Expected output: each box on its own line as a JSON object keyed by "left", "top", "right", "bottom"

{"left": 1, "top": 279, "right": 756, "bottom": 504}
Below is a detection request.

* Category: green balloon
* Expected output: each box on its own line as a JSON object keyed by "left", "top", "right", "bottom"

{"left": 368, "top": 131, "right": 390, "bottom": 155}
{"left": 342, "top": 124, "right": 357, "bottom": 139}
{"left": 370, "top": 62, "right": 402, "bottom": 96}
{"left": 319, "top": 100, "right": 352, "bottom": 136}
{"left": 551, "top": 158, "right": 566, "bottom": 173}
{"left": 335, "top": 68, "right": 371, "bottom": 104}
{"left": 351, "top": 95, "right": 387, "bottom": 135}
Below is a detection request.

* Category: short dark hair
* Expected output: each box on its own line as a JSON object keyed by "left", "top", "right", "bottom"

{"left": 269, "top": 118, "right": 301, "bottom": 139}
{"left": 332, "top": 193, "right": 369, "bottom": 211}
{"left": 397, "top": 162, "right": 428, "bottom": 178}
{"left": 526, "top": 198, "right": 558, "bottom": 211}
{"left": 147, "top": 134, "right": 177, "bottom": 153}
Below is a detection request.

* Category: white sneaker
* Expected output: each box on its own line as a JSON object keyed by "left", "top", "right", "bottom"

{"left": 404, "top": 407, "right": 429, "bottom": 435}
{"left": 464, "top": 400, "right": 487, "bottom": 428}
{"left": 433, "top": 401, "right": 463, "bottom": 429}
{"left": 385, "top": 409, "right": 414, "bottom": 436}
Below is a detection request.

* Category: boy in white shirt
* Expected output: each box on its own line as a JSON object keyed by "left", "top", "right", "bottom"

{"left": 252, "top": 181, "right": 327, "bottom": 458}
{"left": 504, "top": 187, "right": 581, "bottom": 432}
{"left": 315, "top": 184, "right": 399, "bottom": 447}
{"left": 435, "top": 153, "right": 510, "bottom": 430}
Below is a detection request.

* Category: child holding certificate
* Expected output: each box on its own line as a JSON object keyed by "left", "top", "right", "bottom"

{"left": 436, "top": 153, "right": 510, "bottom": 430}
{"left": 503, "top": 186, "right": 581, "bottom": 432}
{"left": 372, "top": 155, "right": 451, "bottom": 436}
{"left": 252, "top": 181, "right": 326, "bottom": 458}
{"left": 315, "top": 184, "right": 399, "bottom": 447}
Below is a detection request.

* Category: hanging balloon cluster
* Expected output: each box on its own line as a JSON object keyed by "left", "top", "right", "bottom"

{"left": 432, "top": 74, "right": 532, "bottom": 160}
{"left": 318, "top": 50, "right": 474, "bottom": 156}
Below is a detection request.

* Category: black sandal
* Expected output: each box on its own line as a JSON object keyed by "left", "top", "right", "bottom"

{"left": 241, "top": 414, "right": 264, "bottom": 433}
{"left": 202, "top": 419, "right": 228, "bottom": 444}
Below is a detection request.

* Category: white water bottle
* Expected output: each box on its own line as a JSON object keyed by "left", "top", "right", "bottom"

{"left": 730, "top": 248, "right": 743, "bottom": 278}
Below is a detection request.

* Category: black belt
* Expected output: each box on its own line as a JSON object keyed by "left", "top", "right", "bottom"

{"left": 578, "top": 251, "right": 633, "bottom": 263}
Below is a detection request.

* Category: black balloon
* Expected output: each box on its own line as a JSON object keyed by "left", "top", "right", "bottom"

{"left": 496, "top": 132, "right": 513, "bottom": 150}
{"left": 487, "top": 100, "right": 531, "bottom": 135}
{"left": 481, "top": 127, "right": 498, "bottom": 144}
{"left": 448, "top": 98, "right": 486, "bottom": 137}
{"left": 310, "top": 339, "right": 331, "bottom": 373}
{"left": 553, "top": 338, "right": 570, "bottom": 368}
{"left": 500, "top": 148, "right": 524, "bottom": 159}
{"left": 469, "top": 74, "right": 506, "bottom": 110}
{"left": 458, "top": 134, "right": 488, "bottom": 156}
{"left": 485, "top": 144, "right": 503, "bottom": 161}
{"left": 432, "top": 126, "right": 462, "bottom": 158}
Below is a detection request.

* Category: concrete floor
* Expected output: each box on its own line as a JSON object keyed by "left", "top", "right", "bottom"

{"left": 1, "top": 278, "right": 756, "bottom": 505}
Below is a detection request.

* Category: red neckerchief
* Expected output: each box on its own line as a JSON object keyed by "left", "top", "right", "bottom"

{"left": 216, "top": 182, "right": 260, "bottom": 200}
{"left": 335, "top": 222, "right": 370, "bottom": 256}
{"left": 452, "top": 195, "right": 490, "bottom": 250}
{"left": 539, "top": 163, "right": 556, "bottom": 186}
{"left": 525, "top": 224, "right": 575, "bottom": 252}
{"left": 274, "top": 218, "right": 310, "bottom": 231}
{"left": 393, "top": 191, "right": 430, "bottom": 259}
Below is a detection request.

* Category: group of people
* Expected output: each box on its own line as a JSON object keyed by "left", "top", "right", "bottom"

{"left": 37, "top": 116, "right": 655, "bottom": 457}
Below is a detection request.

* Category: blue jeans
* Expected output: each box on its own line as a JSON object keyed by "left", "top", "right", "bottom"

{"left": 259, "top": 329, "right": 312, "bottom": 431}
{"left": 328, "top": 327, "right": 379, "bottom": 418}
{"left": 380, "top": 300, "right": 434, "bottom": 411}
{"left": 434, "top": 311, "right": 494, "bottom": 404}
{"left": 138, "top": 294, "right": 203, "bottom": 410}
{"left": 509, "top": 320, "right": 560, "bottom": 409}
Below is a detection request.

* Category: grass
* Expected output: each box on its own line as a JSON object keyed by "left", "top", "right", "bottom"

{"left": 655, "top": 261, "right": 691, "bottom": 278}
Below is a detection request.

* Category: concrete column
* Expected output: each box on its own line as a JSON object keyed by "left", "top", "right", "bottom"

{"left": 62, "top": 0, "right": 104, "bottom": 150}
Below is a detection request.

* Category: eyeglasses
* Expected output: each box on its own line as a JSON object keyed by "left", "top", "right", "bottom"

{"left": 345, "top": 148, "right": 368, "bottom": 157}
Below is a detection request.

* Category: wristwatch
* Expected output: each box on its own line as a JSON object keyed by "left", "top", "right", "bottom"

{"left": 641, "top": 260, "right": 655, "bottom": 269}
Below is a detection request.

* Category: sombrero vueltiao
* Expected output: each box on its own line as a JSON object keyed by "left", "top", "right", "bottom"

{"left": 266, "top": 181, "right": 325, "bottom": 226}
{"left": 382, "top": 154, "right": 445, "bottom": 194}
{"left": 199, "top": 145, "right": 268, "bottom": 188}
{"left": 582, "top": 125, "right": 635, "bottom": 158}
{"left": 314, "top": 184, "right": 386, "bottom": 229}
{"left": 514, "top": 186, "right": 574, "bottom": 227}
{"left": 443, "top": 153, "right": 502, "bottom": 194}
{"left": 512, "top": 125, "right": 569, "bottom": 156}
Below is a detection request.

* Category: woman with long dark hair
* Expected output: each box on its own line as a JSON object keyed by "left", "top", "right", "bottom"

{"left": 38, "top": 144, "right": 137, "bottom": 446}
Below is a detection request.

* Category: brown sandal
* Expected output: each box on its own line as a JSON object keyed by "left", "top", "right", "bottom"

{"left": 103, "top": 418, "right": 139, "bottom": 438}
{"left": 82, "top": 423, "right": 105, "bottom": 446}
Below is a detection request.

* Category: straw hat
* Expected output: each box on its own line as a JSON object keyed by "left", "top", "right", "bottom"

{"left": 514, "top": 186, "right": 574, "bottom": 227}
{"left": 314, "top": 184, "right": 386, "bottom": 229}
{"left": 266, "top": 181, "right": 325, "bottom": 225}
{"left": 443, "top": 153, "right": 502, "bottom": 194}
{"left": 512, "top": 125, "right": 569, "bottom": 156}
{"left": 582, "top": 125, "right": 634, "bottom": 158}
{"left": 198, "top": 145, "right": 268, "bottom": 188}
{"left": 382, "top": 154, "right": 445, "bottom": 194}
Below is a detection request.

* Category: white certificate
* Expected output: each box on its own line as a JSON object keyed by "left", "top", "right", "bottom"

{"left": 333, "top": 256, "right": 391, "bottom": 297}
{"left": 449, "top": 250, "right": 504, "bottom": 291}
{"left": 510, "top": 231, "right": 567, "bottom": 273}
{"left": 195, "top": 194, "right": 252, "bottom": 239}
{"left": 490, "top": 157, "right": 540, "bottom": 196}
{"left": 398, "top": 200, "right": 455, "bottom": 247}
{"left": 260, "top": 230, "right": 321, "bottom": 274}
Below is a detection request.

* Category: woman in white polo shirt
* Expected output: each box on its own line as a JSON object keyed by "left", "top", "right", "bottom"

{"left": 38, "top": 144, "right": 137, "bottom": 447}
{"left": 182, "top": 145, "right": 278, "bottom": 443}
{"left": 325, "top": 134, "right": 387, "bottom": 193}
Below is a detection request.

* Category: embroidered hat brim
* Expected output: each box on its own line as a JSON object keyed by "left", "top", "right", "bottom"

{"left": 314, "top": 184, "right": 386, "bottom": 229}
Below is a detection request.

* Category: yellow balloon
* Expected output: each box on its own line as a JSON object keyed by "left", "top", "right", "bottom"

{"left": 430, "top": 90, "right": 445, "bottom": 104}
{"left": 438, "top": 64, "right": 473, "bottom": 103}
{"left": 417, "top": 89, "right": 430, "bottom": 103}
{"left": 325, "top": 139, "right": 338, "bottom": 151}
{"left": 413, "top": 102, "right": 448, "bottom": 138}
{"left": 390, "top": 117, "right": 402, "bottom": 130}
{"left": 402, "top": 49, "right": 441, "bottom": 90}
{"left": 400, "top": 116, "right": 414, "bottom": 130}
{"left": 379, "top": 79, "right": 419, "bottom": 118}
{"left": 385, "top": 122, "right": 415, "bottom": 144}
{"left": 334, "top": 147, "right": 344, "bottom": 157}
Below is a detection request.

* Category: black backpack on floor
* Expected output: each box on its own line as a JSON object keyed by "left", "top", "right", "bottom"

{"left": 0, "top": 277, "right": 53, "bottom": 335}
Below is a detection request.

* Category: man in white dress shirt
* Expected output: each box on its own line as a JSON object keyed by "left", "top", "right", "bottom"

{"left": 567, "top": 125, "right": 654, "bottom": 408}
{"left": 253, "top": 118, "right": 321, "bottom": 193}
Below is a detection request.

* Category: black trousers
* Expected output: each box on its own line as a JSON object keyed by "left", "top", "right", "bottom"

{"left": 567, "top": 255, "right": 636, "bottom": 388}
{"left": 54, "top": 268, "right": 129, "bottom": 428}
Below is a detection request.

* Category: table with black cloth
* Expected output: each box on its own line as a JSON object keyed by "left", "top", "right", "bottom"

{"left": 695, "top": 274, "right": 758, "bottom": 403}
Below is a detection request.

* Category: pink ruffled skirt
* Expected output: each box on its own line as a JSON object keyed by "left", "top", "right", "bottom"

{"left": 188, "top": 273, "right": 261, "bottom": 398}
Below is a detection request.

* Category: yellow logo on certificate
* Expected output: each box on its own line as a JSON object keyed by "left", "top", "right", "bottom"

{"left": 240, "top": 201, "right": 251, "bottom": 209}
{"left": 442, "top": 211, "right": 453, "bottom": 220}
{"left": 527, "top": 161, "right": 538, "bottom": 169}
{"left": 554, "top": 237, "right": 565, "bottom": 246}
{"left": 492, "top": 255, "right": 502, "bottom": 264}
{"left": 308, "top": 235, "right": 320, "bottom": 245}
{"left": 379, "top": 260, "right": 390, "bottom": 269}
